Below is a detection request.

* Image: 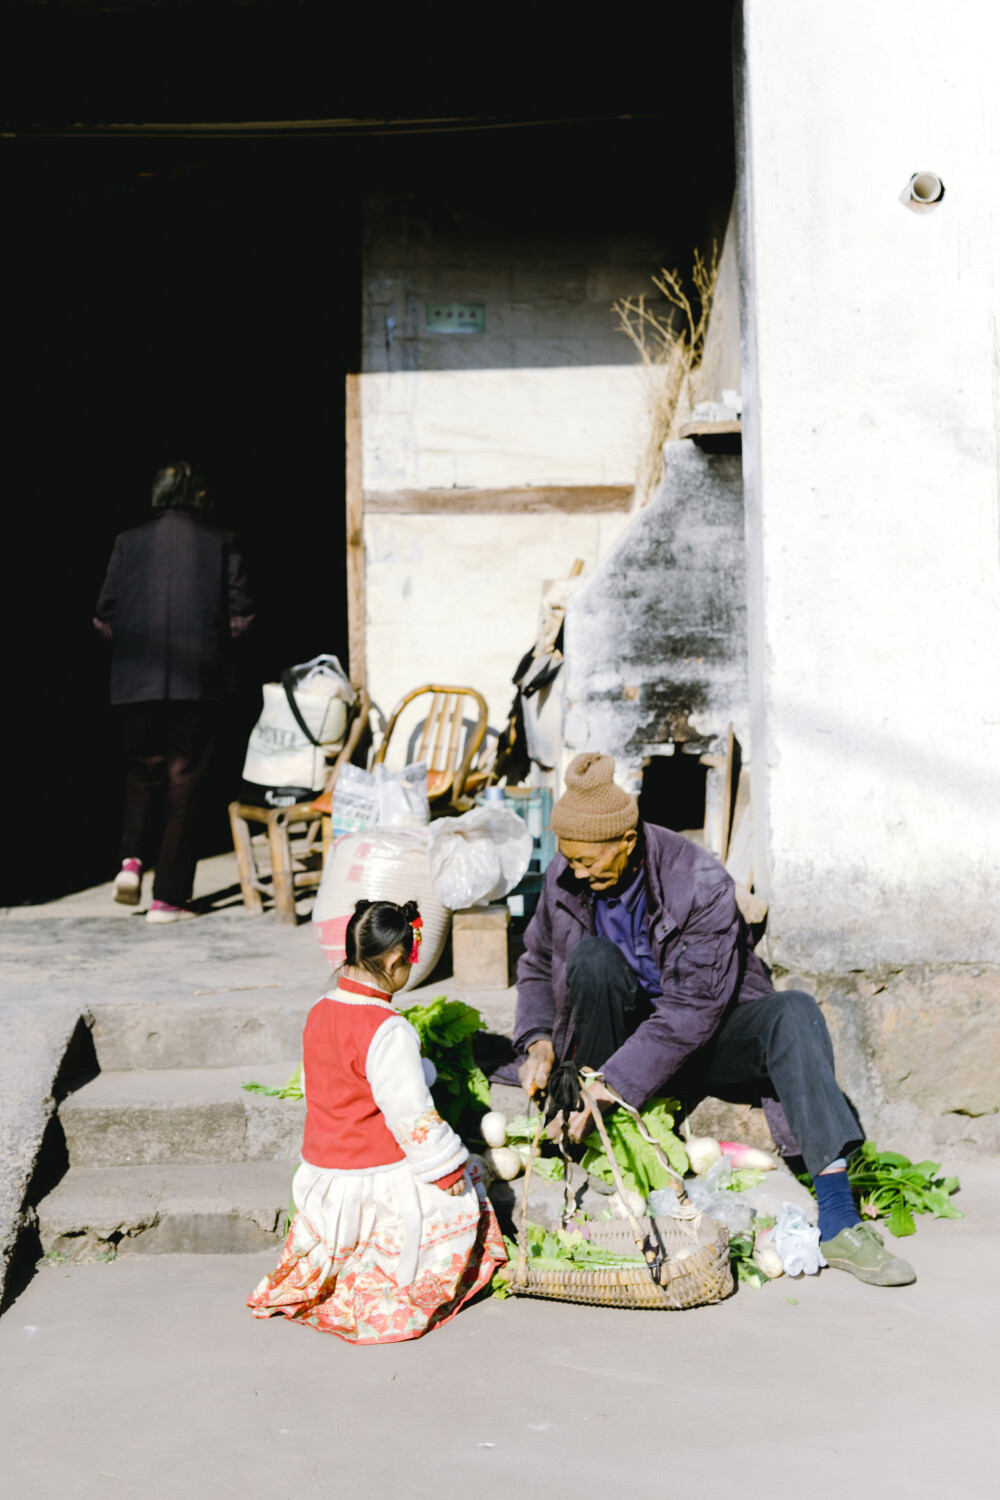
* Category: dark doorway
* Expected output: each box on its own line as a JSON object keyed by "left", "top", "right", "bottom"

{"left": 2, "top": 142, "right": 359, "bottom": 903}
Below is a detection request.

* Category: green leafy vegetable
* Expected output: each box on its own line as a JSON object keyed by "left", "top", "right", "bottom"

{"left": 401, "top": 995, "right": 491, "bottom": 1130}
{"left": 505, "top": 1115, "right": 566, "bottom": 1180}
{"left": 579, "top": 1097, "right": 689, "bottom": 1197}
{"left": 512, "top": 1222, "right": 645, "bottom": 1273}
{"left": 797, "top": 1143, "right": 962, "bottom": 1238}
{"left": 724, "top": 1167, "right": 767, "bottom": 1193}
{"left": 241, "top": 1064, "right": 303, "bottom": 1100}
{"left": 729, "top": 1228, "right": 768, "bottom": 1289}
{"left": 847, "top": 1142, "right": 962, "bottom": 1238}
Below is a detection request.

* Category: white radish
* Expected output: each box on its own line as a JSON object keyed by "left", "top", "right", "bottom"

{"left": 685, "top": 1135, "right": 723, "bottom": 1175}
{"left": 480, "top": 1111, "right": 508, "bottom": 1149}
{"left": 610, "top": 1187, "right": 647, "bottom": 1219}
{"left": 719, "top": 1141, "right": 776, "bottom": 1171}
{"left": 753, "top": 1244, "right": 785, "bottom": 1279}
{"left": 511, "top": 1143, "right": 532, "bottom": 1166}
{"left": 753, "top": 1226, "right": 784, "bottom": 1279}
{"left": 484, "top": 1146, "right": 523, "bottom": 1181}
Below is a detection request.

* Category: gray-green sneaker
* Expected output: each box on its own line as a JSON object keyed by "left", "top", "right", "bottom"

{"left": 820, "top": 1222, "right": 916, "bottom": 1286}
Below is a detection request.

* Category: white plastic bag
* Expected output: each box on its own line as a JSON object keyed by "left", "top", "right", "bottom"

{"left": 426, "top": 806, "right": 533, "bottom": 909}
{"left": 374, "top": 762, "right": 430, "bottom": 828}
{"left": 773, "top": 1201, "right": 828, "bottom": 1277}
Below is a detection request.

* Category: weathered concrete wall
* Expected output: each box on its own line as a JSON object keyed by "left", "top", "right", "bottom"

{"left": 736, "top": 0, "right": 1000, "bottom": 971}
{"left": 563, "top": 441, "right": 749, "bottom": 775}
{"left": 361, "top": 193, "right": 669, "bottom": 725}
{"left": 779, "top": 966, "right": 1000, "bottom": 1159}
{"left": 364, "top": 510, "right": 629, "bottom": 732}
{"left": 361, "top": 193, "right": 666, "bottom": 490}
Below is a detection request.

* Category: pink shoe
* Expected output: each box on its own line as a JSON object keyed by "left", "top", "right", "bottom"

{"left": 146, "top": 899, "right": 195, "bottom": 925}
{"left": 113, "top": 859, "right": 143, "bottom": 906}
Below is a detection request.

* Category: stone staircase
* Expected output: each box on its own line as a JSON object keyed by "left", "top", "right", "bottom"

{"left": 37, "top": 995, "right": 312, "bottom": 1260}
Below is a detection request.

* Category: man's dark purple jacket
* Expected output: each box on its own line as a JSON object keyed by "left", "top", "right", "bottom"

{"left": 513, "top": 822, "right": 773, "bottom": 1108}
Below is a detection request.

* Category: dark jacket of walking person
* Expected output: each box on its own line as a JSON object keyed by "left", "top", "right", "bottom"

{"left": 94, "top": 462, "right": 254, "bottom": 922}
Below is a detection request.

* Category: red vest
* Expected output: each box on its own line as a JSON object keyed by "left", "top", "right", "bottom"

{"left": 300, "top": 991, "right": 406, "bottom": 1171}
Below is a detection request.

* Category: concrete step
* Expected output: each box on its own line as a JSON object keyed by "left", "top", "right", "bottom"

{"left": 37, "top": 1161, "right": 293, "bottom": 1258}
{"left": 86, "top": 984, "right": 518, "bottom": 1072}
{"left": 61, "top": 1064, "right": 305, "bottom": 1168}
{"left": 88, "top": 998, "right": 311, "bottom": 1071}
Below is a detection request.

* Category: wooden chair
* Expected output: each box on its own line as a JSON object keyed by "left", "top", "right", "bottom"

{"left": 373, "top": 684, "right": 489, "bottom": 812}
{"left": 229, "top": 686, "right": 371, "bottom": 925}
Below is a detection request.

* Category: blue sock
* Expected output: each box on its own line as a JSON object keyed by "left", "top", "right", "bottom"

{"left": 815, "top": 1167, "right": 857, "bottom": 1242}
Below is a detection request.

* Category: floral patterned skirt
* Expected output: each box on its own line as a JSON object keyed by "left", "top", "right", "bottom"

{"left": 247, "top": 1160, "right": 506, "bottom": 1344}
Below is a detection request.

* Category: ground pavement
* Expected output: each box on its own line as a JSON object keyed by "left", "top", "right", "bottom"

{"left": 1, "top": 859, "right": 997, "bottom": 1497}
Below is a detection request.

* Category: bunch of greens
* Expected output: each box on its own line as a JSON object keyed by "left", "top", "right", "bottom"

{"left": 400, "top": 995, "right": 491, "bottom": 1130}
{"left": 508, "top": 1222, "right": 645, "bottom": 1272}
{"left": 848, "top": 1143, "right": 962, "bottom": 1238}
{"left": 505, "top": 1115, "right": 567, "bottom": 1182}
{"left": 242, "top": 1064, "right": 303, "bottom": 1100}
{"left": 797, "top": 1143, "right": 962, "bottom": 1238}
{"left": 728, "top": 1228, "right": 766, "bottom": 1289}
{"left": 580, "top": 1098, "right": 690, "bottom": 1197}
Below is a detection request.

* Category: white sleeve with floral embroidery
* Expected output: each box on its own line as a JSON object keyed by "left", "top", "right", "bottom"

{"left": 366, "top": 1015, "right": 468, "bottom": 1184}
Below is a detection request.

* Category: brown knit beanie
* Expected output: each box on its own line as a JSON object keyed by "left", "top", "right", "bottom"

{"left": 551, "top": 752, "right": 638, "bottom": 842}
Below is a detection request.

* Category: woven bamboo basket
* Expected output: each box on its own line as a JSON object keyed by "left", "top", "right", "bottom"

{"left": 505, "top": 1083, "right": 733, "bottom": 1310}
{"left": 506, "top": 1212, "right": 732, "bottom": 1309}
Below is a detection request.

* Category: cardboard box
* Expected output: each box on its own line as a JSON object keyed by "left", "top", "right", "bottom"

{"left": 452, "top": 904, "right": 510, "bottom": 988}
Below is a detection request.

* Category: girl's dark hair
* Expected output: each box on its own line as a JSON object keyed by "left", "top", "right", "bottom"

{"left": 151, "top": 461, "right": 211, "bottom": 517}
{"left": 344, "top": 899, "right": 420, "bottom": 982}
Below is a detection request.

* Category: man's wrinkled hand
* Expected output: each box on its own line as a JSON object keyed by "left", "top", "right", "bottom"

{"left": 519, "top": 1037, "right": 555, "bottom": 1099}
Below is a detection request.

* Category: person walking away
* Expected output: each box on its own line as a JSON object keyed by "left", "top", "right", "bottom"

{"left": 94, "top": 462, "right": 254, "bottom": 923}
{"left": 248, "top": 899, "right": 506, "bottom": 1342}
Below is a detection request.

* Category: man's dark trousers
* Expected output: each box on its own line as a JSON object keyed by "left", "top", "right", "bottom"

{"left": 565, "top": 936, "right": 862, "bottom": 1177}
{"left": 120, "top": 702, "right": 217, "bottom": 908}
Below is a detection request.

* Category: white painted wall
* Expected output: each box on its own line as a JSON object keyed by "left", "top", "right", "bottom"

{"left": 736, "top": 0, "right": 1000, "bottom": 968}
{"left": 364, "top": 511, "right": 630, "bottom": 735}
{"left": 361, "top": 367, "right": 646, "bottom": 492}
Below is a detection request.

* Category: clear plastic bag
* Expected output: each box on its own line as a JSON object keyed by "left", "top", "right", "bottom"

{"left": 773, "top": 1201, "right": 827, "bottom": 1277}
{"left": 683, "top": 1154, "right": 755, "bottom": 1235}
{"left": 426, "top": 806, "right": 533, "bottom": 909}
{"left": 331, "top": 763, "right": 378, "bottom": 836}
{"left": 374, "top": 762, "right": 430, "bottom": 828}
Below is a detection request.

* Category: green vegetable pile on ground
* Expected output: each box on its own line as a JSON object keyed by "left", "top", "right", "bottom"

{"left": 401, "top": 995, "right": 491, "bottom": 1130}
{"left": 848, "top": 1143, "right": 962, "bottom": 1237}
{"left": 797, "top": 1142, "right": 962, "bottom": 1237}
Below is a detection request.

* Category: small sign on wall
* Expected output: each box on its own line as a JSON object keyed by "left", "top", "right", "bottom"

{"left": 426, "top": 302, "right": 485, "bottom": 334}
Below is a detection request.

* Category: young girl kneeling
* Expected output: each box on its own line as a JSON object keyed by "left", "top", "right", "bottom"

{"left": 247, "top": 899, "right": 506, "bottom": 1344}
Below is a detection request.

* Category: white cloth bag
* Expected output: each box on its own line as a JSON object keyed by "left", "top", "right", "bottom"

{"left": 242, "top": 654, "right": 354, "bottom": 796}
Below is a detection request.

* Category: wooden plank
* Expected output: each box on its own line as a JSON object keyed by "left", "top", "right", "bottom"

{"left": 362, "top": 485, "right": 633, "bottom": 515}
{"left": 345, "top": 373, "right": 366, "bottom": 687}
{"left": 677, "top": 419, "right": 742, "bottom": 439}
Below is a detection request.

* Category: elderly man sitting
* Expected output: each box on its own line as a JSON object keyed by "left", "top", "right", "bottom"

{"left": 514, "top": 751, "right": 914, "bottom": 1287}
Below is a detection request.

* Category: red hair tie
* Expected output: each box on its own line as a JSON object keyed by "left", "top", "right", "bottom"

{"left": 409, "top": 914, "right": 424, "bottom": 965}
